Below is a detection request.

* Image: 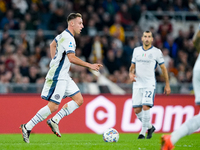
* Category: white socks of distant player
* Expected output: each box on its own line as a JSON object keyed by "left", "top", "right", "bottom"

{"left": 139, "top": 109, "right": 151, "bottom": 136}
{"left": 136, "top": 111, "right": 143, "bottom": 122}
{"left": 136, "top": 110, "right": 152, "bottom": 130}
{"left": 171, "top": 114, "right": 200, "bottom": 145}
{"left": 26, "top": 105, "right": 51, "bottom": 130}
{"left": 52, "top": 100, "right": 79, "bottom": 124}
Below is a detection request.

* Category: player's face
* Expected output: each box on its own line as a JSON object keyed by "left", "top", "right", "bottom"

{"left": 73, "top": 17, "right": 84, "bottom": 34}
{"left": 142, "top": 32, "right": 153, "bottom": 47}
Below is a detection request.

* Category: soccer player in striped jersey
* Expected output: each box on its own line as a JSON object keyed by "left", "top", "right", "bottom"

{"left": 161, "top": 24, "right": 200, "bottom": 150}
{"left": 20, "top": 13, "right": 103, "bottom": 143}
{"left": 129, "top": 31, "right": 171, "bottom": 139}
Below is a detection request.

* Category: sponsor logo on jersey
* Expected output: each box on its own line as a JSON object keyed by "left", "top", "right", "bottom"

{"left": 137, "top": 60, "right": 151, "bottom": 63}
{"left": 69, "top": 42, "right": 73, "bottom": 47}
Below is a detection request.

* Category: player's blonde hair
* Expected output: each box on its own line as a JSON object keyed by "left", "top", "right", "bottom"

{"left": 67, "top": 13, "right": 82, "bottom": 23}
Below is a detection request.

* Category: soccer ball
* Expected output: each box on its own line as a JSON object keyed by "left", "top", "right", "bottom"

{"left": 103, "top": 128, "right": 119, "bottom": 142}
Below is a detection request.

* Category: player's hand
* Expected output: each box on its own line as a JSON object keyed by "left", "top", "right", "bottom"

{"left": 90, "top": 64, "right": 103, "bottom": 71}
{"left": 164, "top": 85, "right": 171, "bottom": 95}
{"left": 129, "top": 73, "right": 136, "bottom": 82}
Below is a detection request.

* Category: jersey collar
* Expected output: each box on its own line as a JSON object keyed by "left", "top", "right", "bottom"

{"left": 142, "top": 46, "right": 153, "bottom": 51}
{"left": 65, "top": 29, "right": 74, "bottom": 37}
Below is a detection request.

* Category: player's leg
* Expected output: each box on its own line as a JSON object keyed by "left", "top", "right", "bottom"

{"left": 25, "top": 105, "right": 53, "bottom": 131}
{"left": 46, "top": 102, "right": 61, "bottom": 137}
{"left": 20, "top": 105, "right": 52, "bottom": 143}
{"left": 171, "top": 113, "right": 200, "bottom": 144}
{"left": 140, "top": 88, "right": 155, "bottom": 139}
{"left": 139, "top": 105, "right": 150, "bottom": 137}
{"left": 51, "top": 92, "right": 82, "bottom": 125}
{"left": 135, "top": 107, "right": 142, "bottom": 122}
{"left": 20, "top": 80, "right": 63, "bottom": 143}
{"left": 50, "top": 79, "right": 81, "bottom": 128}
{"left": 143, "top": 105, "right": 155, "bottom": 139}
{"left": 43, "top": 80, "right": 67, "bottom": 137}
{"left": 132, "top": 88, "right": 143, "bottom": 121}
{"left": 172, "top": 63, "right": 200, "bottom": 142}
{"left": 135, "top": 108, "right": 153, "bottom": 130}
{"left": 161, "top": 65, "right": 200, "bottom": 150}
{"left": 132, "top": 88, "right": 145, "bottom": 139}
{"left": 161, "top": 113, "right": 200, "bottom": 150}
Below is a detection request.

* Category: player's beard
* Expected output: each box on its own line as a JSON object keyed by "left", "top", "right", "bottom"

{"left": 144, "top": 41, "right": 150, "bottom": 46}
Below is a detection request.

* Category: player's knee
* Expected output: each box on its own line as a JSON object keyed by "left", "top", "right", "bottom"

{"left": 77, "top": 97, "right": 83, "bottom": 106}
{"left": 71, "top": 92, "right": 84, "bottom": 106}
{"left": 48, "top": 102, "right": 59, "bottom": 113}
{"left": 53, "top": 105, "right": 59, "bottom": 112}
{"left": 134, "top": 108, "right": 141, "bottom": 114}
{"left": 142, "top": 105, "right": 150, "bottom": 111}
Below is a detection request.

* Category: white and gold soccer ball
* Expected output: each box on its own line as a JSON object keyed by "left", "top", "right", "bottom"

{"left": 103, "top": 128, "right": 119, "bottom": 142}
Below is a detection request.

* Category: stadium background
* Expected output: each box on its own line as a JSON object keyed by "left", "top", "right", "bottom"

{"left": 0, "top": 0, "right": 200, "bottom": 134}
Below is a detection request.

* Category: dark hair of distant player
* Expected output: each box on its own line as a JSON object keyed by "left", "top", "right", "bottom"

{"left": 143, "top": 30, "right": 154, "bottom": 38}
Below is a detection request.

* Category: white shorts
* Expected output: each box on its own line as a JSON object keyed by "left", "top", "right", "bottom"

{"left": 41, "top": 78, "right": 80, "bottom": 104}
{"left": 132, "top": 88, "right": 155, "bottom": 108}
{"left": 193, "top": 58, "right": 200, "bottom": 105}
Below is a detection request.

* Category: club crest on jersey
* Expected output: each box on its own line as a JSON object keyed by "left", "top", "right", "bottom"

{"left": 55, "top": 94, "right": 60, "bottom": 100}
{"left": 148, "top": 54, "right": 153, "bottom": 59}
{"left": 69, "top": 42, "right": 73, "bottom": 48}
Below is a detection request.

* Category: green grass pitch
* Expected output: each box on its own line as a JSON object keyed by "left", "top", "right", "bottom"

{"left": 0, "top": 133, "right": 200, "bottom": 150}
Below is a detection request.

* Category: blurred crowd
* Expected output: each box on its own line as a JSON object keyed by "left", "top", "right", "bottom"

{"left": 0, "top": 0, "right": 200, "bottom": 93}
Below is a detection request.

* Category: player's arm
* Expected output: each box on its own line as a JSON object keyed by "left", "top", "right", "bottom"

{"left": 160, "top": 64, "right": 171, "bottom": 95}
{"left": 50, "top": 40, "right": 57, "bottom": 59}
{"left": 192, "top": 24, "right": 200, "bottom": 52}
{"left": 67, "top": 53, "right": 103, "bottom": 71}
{"left": 129, "top": 63, "right": 136, "bottom": 82}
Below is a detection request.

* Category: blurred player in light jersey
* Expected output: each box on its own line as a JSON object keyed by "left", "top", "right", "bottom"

{"left": 20, "top": 13, "right": 103, "bottom": 143}
{"left": 161, "top": 25, "right": 200, "bottom": 150}
{"left": 129, "top": 31, "right": 171, "bottom": 139}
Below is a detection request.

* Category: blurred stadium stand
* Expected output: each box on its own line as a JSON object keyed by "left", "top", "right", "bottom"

{"left": 0, "top": 0, "right": 199, "bottom": 94}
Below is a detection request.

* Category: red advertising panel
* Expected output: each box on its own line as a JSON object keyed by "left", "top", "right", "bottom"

{"left": 0, "top": 94, "right": 199, "bottom": 133}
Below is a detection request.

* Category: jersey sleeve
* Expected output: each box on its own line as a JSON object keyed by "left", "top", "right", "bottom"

{"left": 157, "top": 49, "right": 164, "bottom": 65}
{"left": 131, "top": 49, "right": 136, "bottom": 64}
{"left": 54, "top": 34, "right": 76, "bottom": 54}
{"left": 54, "top": 35, "right": 59, "bottom": 43}
{"left": 62, "top": 38, "right": 76, "bottom": 54}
